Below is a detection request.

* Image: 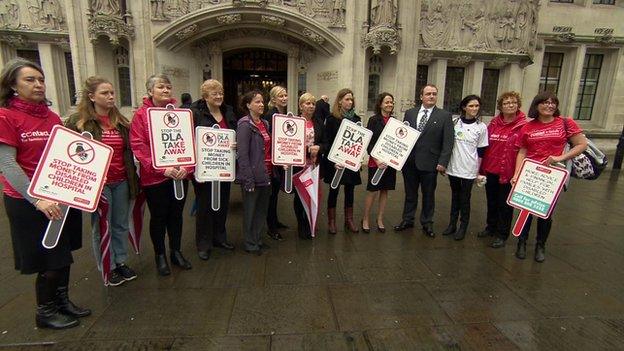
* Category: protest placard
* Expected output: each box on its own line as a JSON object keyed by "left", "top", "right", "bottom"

{"left": 507, "top": 159, "right": 569, "bottom": 236}
{"left": 370, "top": 118, "right": 420, "bottom": 171}
{"left": 271, "top": 113, "right": 306, "bottom": 166}
{"left": 195, "top": 126, "right": 235, "bottom": 182}
{"left": 28, "top": 125, "right": 112, "bottom": 212}
{"left": 147, "top": 107, "right": 196, "bottom": 168}
{"left": 328, "top": 119, "right": 373, "bottom": 172}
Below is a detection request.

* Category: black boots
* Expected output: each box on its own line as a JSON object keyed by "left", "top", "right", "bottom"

{"left": 515, "top": 239, "right": 527, "bottom": 259}
{"left": 453, "top": 224, "right": 467, "bottom": 241}
{"left": 535, "top": 243, "right": 546, "bottom": 262}
{"left": 170, "top": 250, "right": 192, "bottom": 270}
{"left": 155, "top": 254, "right": 171, "bottom": 276}
{"left": 442, "top": 222, "right": 457, "bottom": 236}
{"left": 56, "top": 286, "right": 91, "bottom": 318}
{"left": 36, "top": 301, "right": 79, "bottom": 329}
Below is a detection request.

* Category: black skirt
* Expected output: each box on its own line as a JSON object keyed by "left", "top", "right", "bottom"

{"left": 366, "top": 166, "right": 396, "bottom": 191}
{"left": 4, "top": 195, "right": 83, "bottom": 274}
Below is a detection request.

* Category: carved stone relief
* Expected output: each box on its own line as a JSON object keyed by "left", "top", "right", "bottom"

{"left": 302, "top": 27, "right": 325, "bottom": 45}
{"left": 162, "top": 64, "right": 190, "bottom": 78}
{"left": 176, "top": 23, "right": 198, "bottom": 39}
{"left": 0, "top": 0, "right": 66, "bottom": 31}
{"left": 261, "top": 15, "right": 285, "bottom": 27}
{"left": 88, "top": 0, "right": 135, "bottom": 45}
{"left": 0, "top": 34, "right": 25, "bottom": 47}
{"left": 363, "top": 0, "right": 401, "bottom": 55}
{"left": 418, "top": 51, "right": 434, "bottom": 64}
{"left": 216, "top": 13, "right": 241, "bottom": 24}
{"left": 420, "top": 0, "right": 538, "bottom": 55}
{"left": 317, "top": 70, "right": 338, "bottom": 81}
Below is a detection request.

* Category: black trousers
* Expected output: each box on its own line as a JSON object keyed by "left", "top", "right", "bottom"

{"left": 266, "top": 175, "right": 281, "bottom": 232}
{"left": 448, "top": 175, "right": 474, "bottom": 227}
{"left": 327, "top": 184, "right": 355, "bottom": 209}
{"left": 192, "top": 180, "right": 231, "bottom": 252}
{"left": 484, "top": 173, "right": 514, "bottom": 240}
{"left": 519, "top": 215, "right": 553, "bottom": 244}
{"left": 401, "top": 166, "right": 437, "bottom": 226}
{"left": 144, "top": 179, "right": 188, "bottom": 255}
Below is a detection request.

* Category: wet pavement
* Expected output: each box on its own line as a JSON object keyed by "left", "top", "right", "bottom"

{"left": 1, "top": 169, "right": 624, "bottom": 350}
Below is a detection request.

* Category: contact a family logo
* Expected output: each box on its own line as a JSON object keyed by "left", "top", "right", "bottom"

{"left": 282, "top": 120, "right": 297, "bottom": 137}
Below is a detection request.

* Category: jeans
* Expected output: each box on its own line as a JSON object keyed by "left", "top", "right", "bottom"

{"left": 242, "top": 185, "right": 271, "bottom": 251}
{"left": 91, "top": 181, "right": 130, "bottom": 271}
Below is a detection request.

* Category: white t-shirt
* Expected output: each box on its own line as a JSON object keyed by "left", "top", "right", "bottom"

{"left": 446, "top": 118, "right": 489, "bottom": 179}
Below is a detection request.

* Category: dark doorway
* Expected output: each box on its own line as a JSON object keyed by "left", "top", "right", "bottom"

{"left": 223, "top": 49, "right": 287, "bottom": 117}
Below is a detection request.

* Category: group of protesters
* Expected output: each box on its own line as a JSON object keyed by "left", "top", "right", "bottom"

{"left": 0, "top": 58, "right": 588, "bottom": 329}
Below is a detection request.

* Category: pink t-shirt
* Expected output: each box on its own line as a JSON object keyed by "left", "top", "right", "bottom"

{"left": 515, "top": 116, "right": 582, "bottom": 162}
{"left": 99, "top": 115, "right": 127, "bottom": 184}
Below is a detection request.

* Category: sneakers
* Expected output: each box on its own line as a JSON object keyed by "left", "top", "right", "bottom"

{"left": 108, "top": 264, "right": 138, "bottom": 286}
{"left": 116, "top": 264, "right": 137, "bottom": 281}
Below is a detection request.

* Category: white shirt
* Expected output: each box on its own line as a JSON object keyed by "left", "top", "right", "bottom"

{"left": 416, "top": 106, "right": 433, "bottom": 128}
{"left": 446, "top": 118, "right": 489, "bottom": 179}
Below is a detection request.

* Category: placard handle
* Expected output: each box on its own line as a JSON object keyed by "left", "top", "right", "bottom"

{"left": 371, "top": 167, "right": 386, "bottom": 186}
{"left": 331, "top": 167, "right": 345, "bottom": 189}
{"left": 284, "top": 166, "right": 293, "bottom": 193}
{"left": 512, "top": 209, "right": 530, "bottom": 237}
{"left": 211, "top": 181, "right": 221, "bottom": 211}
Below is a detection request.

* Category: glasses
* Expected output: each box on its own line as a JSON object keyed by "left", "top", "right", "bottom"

{"left": 209, "top": 92, "right": 224, "bottom": 97}
{"left": 502, "top": 101, "right": 517, "bottom": 106}
{"left": 539, "top": 101, "right": 557, "bottom": 107}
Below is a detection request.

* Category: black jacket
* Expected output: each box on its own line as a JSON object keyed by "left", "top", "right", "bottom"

{"left": 321, "top": 113, "right": 362, "bottom": 185}
{"left": 403, "top": 106, "right": 454, "bottom": 172}
{"left": 190, "top": 99, "right": 237, "bottom": 131}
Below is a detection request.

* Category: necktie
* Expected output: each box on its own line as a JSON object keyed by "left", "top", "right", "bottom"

{"left": 417, "top": 109, "right": 429, "bottom": 132}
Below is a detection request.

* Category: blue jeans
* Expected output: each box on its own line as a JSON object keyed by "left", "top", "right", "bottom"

{"left": 91, "top": 181, "right": 130, "bottom": 271}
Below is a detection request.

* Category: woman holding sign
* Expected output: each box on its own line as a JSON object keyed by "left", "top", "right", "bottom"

{"left": 190, "top": 79, "right": 237, "bottom": 260}
{"left": 322, "top": 88, "right": 361, "bottom": 234}
{"left": 236, "top": 90, "right": 272, "bottom": 255}
{"left": 362, "top": 92, "right": 397, "bottom": 233}
{"left": 294, "top": 92, "right": 325, "bottom": 239}
{"left": 511, "top": 92, "right": 587, "bottom": 262}
{"left": 263, "top": 85, "right": 289, "bottom": 241}
{"left": 130, "top": 74, "right": 193, "bottom": 275}
{"left": 66, "top": 76, "right": 140, "bottom": 286}
{"left": 442, "top": 95, "right": 488, "bottom": 241}
{"left": 0, "top": 59, "right": 89, "bottom": 329}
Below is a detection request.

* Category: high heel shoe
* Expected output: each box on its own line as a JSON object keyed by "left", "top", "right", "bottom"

{"left": 376, "top": 220, "right": 386, "bottom": 233}
{"left": 361, "top": 219, "right": 370, "bottom": 233}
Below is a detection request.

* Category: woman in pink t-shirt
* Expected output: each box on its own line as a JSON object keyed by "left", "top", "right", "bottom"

{"left": 0, "top": 59, "right": 88, "bottom": 329}
{"left": 511, "top": 92, "right": 587, "bottom": 262}
{"left": 65, "top": 76, "right": 139, "bottom": 286}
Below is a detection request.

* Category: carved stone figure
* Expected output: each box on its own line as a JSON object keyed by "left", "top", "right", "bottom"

{"left": 90, "top": 0, "right": 120, "bottom": 16}
{"left": 41, "top": 0, "right": 63, "bottom": 30}
{"left": 0, "top": 0, "right": 19, "bottom": 28}
{"left": 421, "top": 1, "right": 450, "bottom": 48}
{"left": 495, "top": 8, "right": 515, "bottom": 50}
{"left": 151, "top": 0, "right": 167, "bottom": 20}
{"left": 330, "top": 0, "right": 346, "bottom": 27}
{"left": 371, "top": 0, "right": 398, "bottom": 28}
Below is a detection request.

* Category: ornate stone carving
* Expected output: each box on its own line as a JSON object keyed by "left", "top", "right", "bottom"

{"left": 216, "top": 14, "right": 241, "bottom": 24}
{"left": 420, "top": 0, "right": 538, "bottom": 55}
{"left": 489, "top": 57, "right": 508, "bottom": 68}
{"left": 362, "top": 26, "right": 401, "bottom": 55}
{"left": 597, "top": 34, "right": 615, "bottom": 45}
{"left": 330, "top": 0, "right": 346, "bottom": 28}
{"left": 54, "top": 37, "right": 70, "bottom": 51}
{"left": 0, "top": 34, "right": 26, "bottom": 48}
{"left": 1, "top": 0, "right": 67, "bottom": 31}
{"left": 90, "top": 0, "right": 120, "bottom": 16}
{"left": 556, "top": 32, "right": 575, "bottom": 43}
{"left": 302, "top": 27, "right": 325, "bottom": 44}
{"left": 317, "top": 70, "right": 338, "bottom": 81}
{"left": 88, "top": 14, "right": 135, "bottom": 45}
{"left": 371, "top": 0, "right": 398, "bottom": 28}
{"left": 40, "top": 0, "right": 64, "bottom": 30}
{"left": 176, "top": 23, "right": 198, "bottom": 39}
{"left": 0, "top": 0, "right": 20, "bottom": 29}
{"left": 418, "top": 51, "right": 434, "bottom": 64}
{"left": 151, "top": 0, "right": 167, "bottom": 20}
{"left": 451, "top": 55, "right": 471, "bottom": 66}
{"left": 261, "top": 15, "right": 285, "bottom": 27}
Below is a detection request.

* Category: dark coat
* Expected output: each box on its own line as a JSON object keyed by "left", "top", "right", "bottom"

{"left": 314, "top": 99, "right": 331, "bottom": 124}
{"left": 321, "top": 113, "right": 362, "bottom": 185}
{"left": 366, "top": 113, "right": 390, "bottom": 155}
{"left": 190, "top": 99, "right": 237, "bottom": 131}
{"left": 65, "top": 113, "right": 139, "bottom": 198}
{"left": 235, "top": 116, "right": 272, "bottom": 191}
{"left": 402, "top": 106, "right": 454, "bottom": 172}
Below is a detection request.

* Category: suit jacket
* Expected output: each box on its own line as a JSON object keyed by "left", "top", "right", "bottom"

{"left": 403, "top": 105, "right": 454, "bottom": 172}
{"left": 314, "top": 99, "right": 331, "bottom": 124}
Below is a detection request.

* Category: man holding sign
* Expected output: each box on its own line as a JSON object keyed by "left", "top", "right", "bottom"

{"left": 510, "top": 92, "right": 587, "bottom": 262}
{"left": 394, "top": 84, "right": 454, "bottom": 237}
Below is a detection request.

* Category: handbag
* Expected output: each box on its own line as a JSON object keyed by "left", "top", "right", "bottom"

{"left": 563, "top": 118, "right": 608, "bottom": 180}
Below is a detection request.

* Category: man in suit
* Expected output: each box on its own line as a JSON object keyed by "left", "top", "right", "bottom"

{"left": 314, "top": 95, "right": 331, "bottom": 124}
{"left": 394, "top": 84, "right": 454, "bottom": 237}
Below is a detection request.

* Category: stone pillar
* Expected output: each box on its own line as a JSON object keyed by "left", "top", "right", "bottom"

{"left": 500, "top": 62, "right": 523, "bottom": 94}
{"left": 564, "top": 45, "right": 587, "bottom": 117}
{"left": 0, "top": 41, "right": 17, "bottom": 66}
{"left": 464, "top": 61, "right": 485, "bottom": 96}
{"left": 428, "top": 59, "right": 447, "bottom": 107}
{"left": 209, "top": 42, "right": 223, "bottom": 83}
{"left": 38, "top": 43, "right": 70, "bottom": 116}
{"left": 287, "top": 45, "right": 300, "bottom": 113}
{"left": 393, "top": 0, "right": 420, "bottom": 114}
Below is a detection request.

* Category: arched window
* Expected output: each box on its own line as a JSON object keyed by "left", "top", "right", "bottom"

{"left": 115, "top": 45, "right": 132, "bottom": 107}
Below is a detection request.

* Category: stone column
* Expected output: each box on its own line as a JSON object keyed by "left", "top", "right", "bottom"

{"left": 38, "top": 43, "right": 71, "bottom": 116}
{"left": 427, "top": 59, "right": 447, "bottom": 107}
{"left": 393, "top": 0, "right": 420, "bottom": 114}
{"left": 209, "top": 42, "right": 223, "bottom": 83}
{"left": 463, "top": 61, "right": 485, "bottom": 96}
{"left": 500, "top": 62, "right": 523, "bottom": 94}
{"left": 0, "top": 41, "right": 17, "bottom": 66}
{"left": 287, "top": 45, "right": 300, "bottom": 113}
{"left": 564, "top": 45, "right": 587, "bottom": 117}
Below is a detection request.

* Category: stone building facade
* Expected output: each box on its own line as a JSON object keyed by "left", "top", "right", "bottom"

{"left": 0, "top": 0, "right": 622, "bottom": 135}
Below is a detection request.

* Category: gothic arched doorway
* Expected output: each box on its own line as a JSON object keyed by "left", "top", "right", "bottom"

{"left": 223, "top": 49, "right": 287, "bottom": 115}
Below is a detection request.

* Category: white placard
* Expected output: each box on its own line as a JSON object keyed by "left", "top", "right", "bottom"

{"left": 370, "top": 118, "right": 420, "bottom": 170}
{"left": 327, "top": 119, "right": 373, "bottom": 172}
{"left": 271, "top": 113, "right": 306, "bottom": 166}
{"left": 507, "top": 159, "right": 569, "bottom": 218}
{"left": 194, "top": 126, "right": 236, "bottom": 182}
{"left": 147, "top": 107, "right": 196, "bottom": 168}
{"left": 27, "top": 125, "right": 113, "bottom": 212}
